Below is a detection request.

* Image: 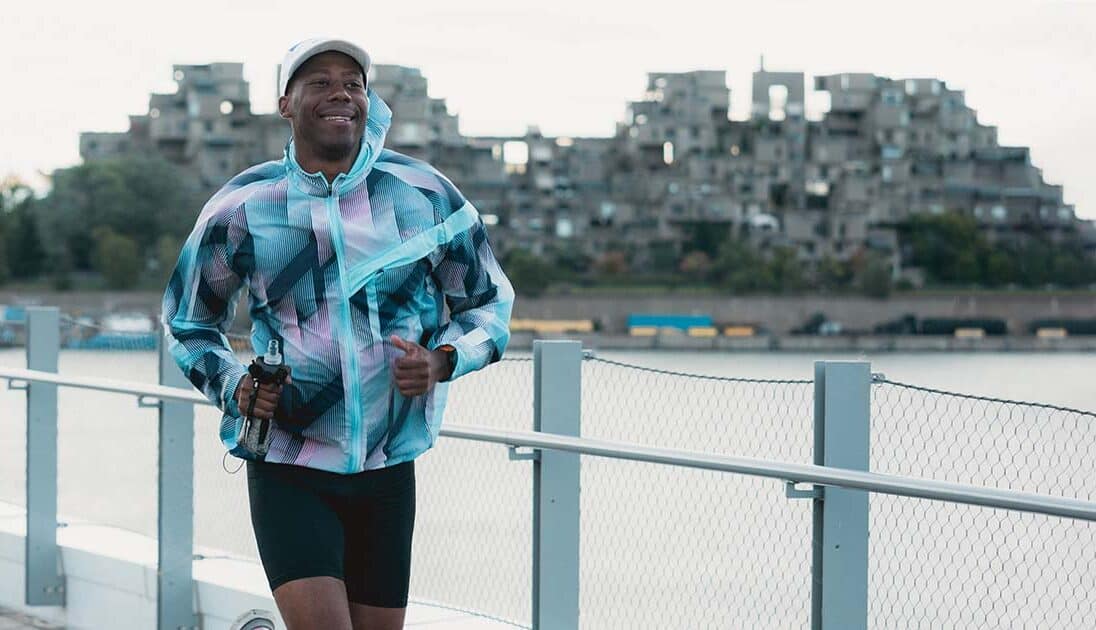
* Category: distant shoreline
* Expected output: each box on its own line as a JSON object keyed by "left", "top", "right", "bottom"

{"left": 2, "top": 289, "right": 1095, "bottom": 347}
{"left": 509, "top": 332, "right": 1096, "bottom": 353}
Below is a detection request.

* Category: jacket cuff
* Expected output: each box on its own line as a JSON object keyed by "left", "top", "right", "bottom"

{"left": 221, "top": 364, "right": 248, "bottom": 418}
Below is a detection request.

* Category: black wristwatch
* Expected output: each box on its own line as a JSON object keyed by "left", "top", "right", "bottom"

{"left": 438, "top": 344, "right": 457, "bottom": 380}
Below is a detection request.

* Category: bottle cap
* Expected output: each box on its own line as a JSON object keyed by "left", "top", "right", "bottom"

{"left": 264, "top": 339, "right": 283, "bottom": 366}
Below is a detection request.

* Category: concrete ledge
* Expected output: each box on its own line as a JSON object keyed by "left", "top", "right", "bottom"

{"left": 0, "top": 502, "right": 516, "bottom": 629}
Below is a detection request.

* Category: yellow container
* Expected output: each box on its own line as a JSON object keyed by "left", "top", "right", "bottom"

{"left": 1036, "top": 327, "right": 1068, "bottom": 339}
{"left": 687, "top": 326, "right": 719, "bottom": 338}
{"left": 722, "top": 325, "right": 756, "bottom": 338}
{"left": 629, "top": 326, "right": 658, "bottom": 337}
{"left": 954, "top": 328, "right": 985, "bottom": 339}
{"left": 511, "top": 318, "right": 595, "bottom": 334}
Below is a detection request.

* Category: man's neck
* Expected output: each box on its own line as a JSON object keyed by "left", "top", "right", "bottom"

{"left": 294, "top": 142, "right": 360, "bottom": 184}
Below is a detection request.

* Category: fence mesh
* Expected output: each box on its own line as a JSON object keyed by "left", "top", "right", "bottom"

{"left": 6, "top": 310, "right": 1096, "bottom": 629}
{"left": 579, "top": 357, "right": 815, "bottom": 629}
{"left": 870, "top": 378, "right": 1096, "bottom": 629}
{"left": 410, "top": 356, "right": 534, "bottom": 627}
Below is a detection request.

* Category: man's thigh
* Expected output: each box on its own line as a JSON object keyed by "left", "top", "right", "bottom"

{"left": 247, "top": 462, "right": 346, "bottom": 591}
{"left": 273, "top": 576, "right": 353, "bottom": 630}
{"left": 342, "top": 460, "right": 416, "bottom": 608}
{"left": 349, "top": 603, "right": 406, "bottom": 630}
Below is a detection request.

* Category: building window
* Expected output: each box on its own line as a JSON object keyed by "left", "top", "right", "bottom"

{"left": 556, "top": 218, "right": 574, "bottom": 238}
{"left": 881, "top": 89, "right": 902, "bottom": 105}
{"left": 503, "top": 141, "right": 529, "bottom": 166}
{"left": 768, "top": 85, "right": 788, "bottom": 121}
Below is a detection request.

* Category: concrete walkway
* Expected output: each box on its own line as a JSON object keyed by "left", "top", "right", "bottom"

{"left": 0, "top": 607, "right": 64, "bottom": 630}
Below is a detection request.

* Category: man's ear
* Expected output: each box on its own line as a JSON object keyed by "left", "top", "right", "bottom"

{"left": 278, "top": 95, "right": 292, "bottom": 120}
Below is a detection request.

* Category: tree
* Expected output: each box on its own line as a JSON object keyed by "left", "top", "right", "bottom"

{"left": 816, "top": 255, "right": 852, "bottom": 291}
{"left": 983, "top": 250, "right": 1017, "bottom": 288}
{"left": 681, "top": 223, "right": 731, "bottom": 258}
{"left": 503, "top": 249, "right": 555, "bottom": 296}
{"left": 594, "top": 251, "right": 630, "bottom": 276}
{"left": 155, "top": 234, "right": 185, "bottom": 285}
{"left": 0, "top": 220, "right": 8, "bottom": 286}
{"left": 857, "top": 253, "right": 894, "bottom": 298}
{"left": 1, "top": 177, "right": 44, "bottom": 281}
{"left": 36, "top": 156, "right": 204, "bottom": 273}
{"left": 92, "top": 227, "right": 140, "bottom": 289}
{"left": 765, "top": 246, "right": 808, "bottom": 293}
{"left": 678, "top": 250, "right": 712, "bottom": 279}
{"left": 902, "top": 213, "right": 986, "bottom": 284}
{"left": 712, "top": 238, "right": 771, "bottom": 293}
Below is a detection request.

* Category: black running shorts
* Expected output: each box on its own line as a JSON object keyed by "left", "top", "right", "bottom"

{"left": 246, "top": 459, "right": 416, "bottom": 608}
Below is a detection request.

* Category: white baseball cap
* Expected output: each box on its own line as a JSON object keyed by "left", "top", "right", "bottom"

{"left": 277, "top": 37, "right": 372, "bottom": 97}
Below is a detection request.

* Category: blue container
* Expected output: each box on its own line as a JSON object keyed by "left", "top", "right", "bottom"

{"left": 627, "top": 314, "right": 713, "bottom": 331}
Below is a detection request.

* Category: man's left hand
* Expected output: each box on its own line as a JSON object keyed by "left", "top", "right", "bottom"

{"left": 390, "top": 335, "right": 452, "bottom": 397}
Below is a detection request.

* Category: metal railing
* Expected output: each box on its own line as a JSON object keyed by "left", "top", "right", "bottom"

{"left": 2, "top": 306, "right": 1096, "bottom": 629}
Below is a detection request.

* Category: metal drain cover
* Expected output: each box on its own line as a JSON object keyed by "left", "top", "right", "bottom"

{"left": 230, "top": 609, "right": 277, "bottom": 630}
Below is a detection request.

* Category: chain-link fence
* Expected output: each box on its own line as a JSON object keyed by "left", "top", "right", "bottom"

{"left": 579, "top": 357, "right": 815, "bottom": 629}
{"left": 870, "top": 378, "right": 1096, "bottom": 629}
{"left": 5, "top": 309, "right": 1096, "bottom": 629}
{"left": 409, "top": 356, "right": 534, "bottom": 627}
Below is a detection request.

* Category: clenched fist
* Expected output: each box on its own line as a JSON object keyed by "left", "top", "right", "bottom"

{"left": 235, "top": 373, "right": 291, "bottom": 420}
{"left": 390, "top": 335, "right": 453, "bottom": 397}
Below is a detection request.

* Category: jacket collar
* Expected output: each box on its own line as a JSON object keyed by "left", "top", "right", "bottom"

{"left": 284, "top": 88, "right": 392, "bottom": 197}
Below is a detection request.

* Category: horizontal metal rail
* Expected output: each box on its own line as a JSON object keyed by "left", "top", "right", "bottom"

{"left": 1, "top": 367, "right": 209, "bottom": 405}
{"left": 4, "top": 366, "right": 1096, "bottom": 523}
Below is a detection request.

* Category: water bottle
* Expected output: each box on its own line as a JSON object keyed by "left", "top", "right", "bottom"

{"left": 239, "top": 339, "right": 291, "bottom": 459}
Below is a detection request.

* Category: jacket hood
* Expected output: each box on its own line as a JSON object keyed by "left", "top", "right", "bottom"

{"left": 284, "top": 88, "right": 392, "bottom": 196}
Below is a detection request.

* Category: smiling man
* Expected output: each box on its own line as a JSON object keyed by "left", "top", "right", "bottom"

{"left": 161, "top": 38, "right": 514, "bottom": 630}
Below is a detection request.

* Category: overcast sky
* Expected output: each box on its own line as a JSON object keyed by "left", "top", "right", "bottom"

{"left": 3, "top": 0, "right": 1093, "bottom": 217}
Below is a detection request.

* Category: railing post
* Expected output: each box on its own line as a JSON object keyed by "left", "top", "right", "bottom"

{"left": 157, "top": 334, "right": 198, "bottom": 630}
{"left": 812, "top": 361, "right": 870, "bottom": 630}
{"left": 25, "top": 307, "right": 65, "bottom": 606}
{"left": 532, "top": 340, "right": 581, "bottom": 630}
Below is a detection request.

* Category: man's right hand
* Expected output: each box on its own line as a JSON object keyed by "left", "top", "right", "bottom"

{"left": 235, "top": 374, "right": 291, "bottom": 420}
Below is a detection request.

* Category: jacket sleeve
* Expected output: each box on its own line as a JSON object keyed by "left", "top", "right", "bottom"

{"left": 426, "top": 202, "right": 515, "bottom": 381}
{"left": 160, "top": 201, "right": 251, "bottom": 416}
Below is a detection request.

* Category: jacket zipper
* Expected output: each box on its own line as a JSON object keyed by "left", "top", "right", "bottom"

{"left": 324, "top": 181, "right": 364, "bottom": 473}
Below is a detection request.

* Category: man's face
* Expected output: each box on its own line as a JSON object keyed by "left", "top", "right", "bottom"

{"left": 278, "top": 51, "right": 369, "bottom": 162}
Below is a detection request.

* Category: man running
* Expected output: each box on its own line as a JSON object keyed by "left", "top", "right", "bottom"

{"left": 162, "top": 37, "right": 514, "bottom": 630}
